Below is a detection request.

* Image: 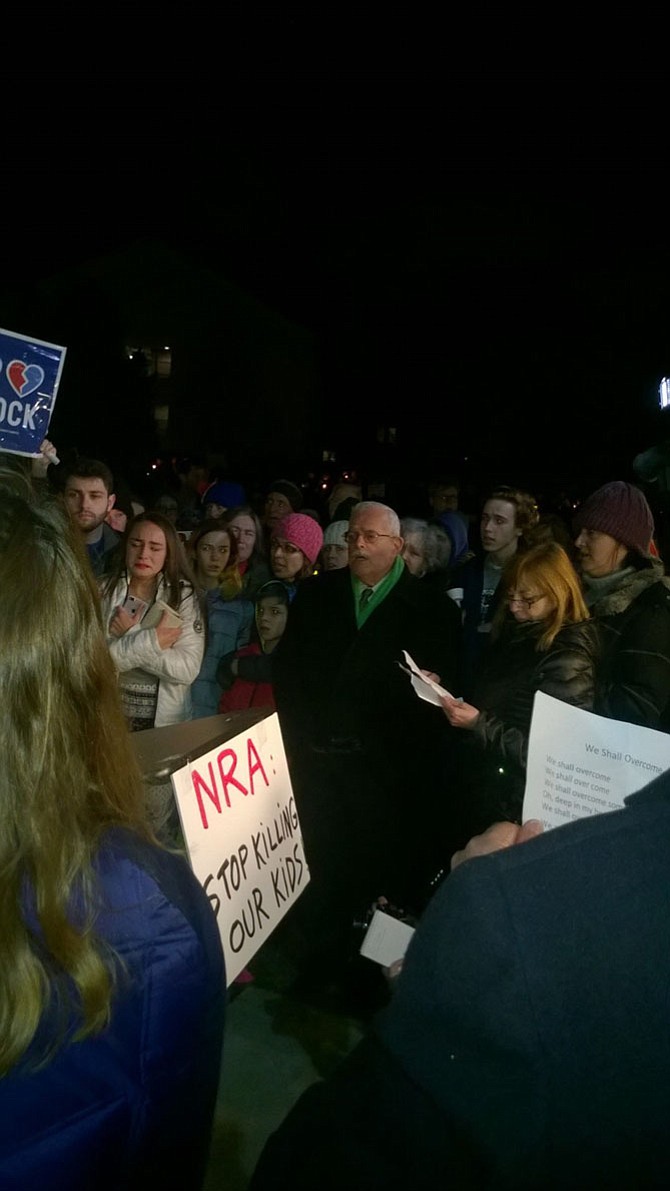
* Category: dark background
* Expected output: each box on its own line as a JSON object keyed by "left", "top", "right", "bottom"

{"left": 2, "top": 75, "right": 670, "bottom": 513}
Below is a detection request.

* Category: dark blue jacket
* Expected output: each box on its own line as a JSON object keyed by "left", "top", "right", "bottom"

{"left": 251, "top": 768, "right": 670, "bottom": 1189}
{"left": 0, "top": 829, "right": 225, "bottom": 1190}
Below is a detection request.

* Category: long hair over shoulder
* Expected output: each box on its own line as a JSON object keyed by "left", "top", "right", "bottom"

{"left": 101, "top": 510, "right": 197, "bottom": 609}
{"left": 190, "top": 519, "right": 243, "bottom": 599}
{"left": 0, "top": 475, "right": 154, "bottom": 1074}
{"left": 494, "top": 540, "right": 590, "bottom": 650}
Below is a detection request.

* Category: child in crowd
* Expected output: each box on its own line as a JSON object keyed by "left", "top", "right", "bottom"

{"left": 217, "top": 581, "right": 290, "bottom": 713}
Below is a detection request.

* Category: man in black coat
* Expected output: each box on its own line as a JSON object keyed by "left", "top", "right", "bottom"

{"left": 252, "top": 769, "right": 670, "bottom": 1188}
{"left": 274, "top": 501, "right": 462, "bottom": 974}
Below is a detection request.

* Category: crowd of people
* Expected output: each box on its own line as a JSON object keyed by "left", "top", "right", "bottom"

{"left": 2, "top": 441, "right": 670, "bottom": 1186}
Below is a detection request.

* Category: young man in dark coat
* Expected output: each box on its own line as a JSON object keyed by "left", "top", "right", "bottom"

{"left": 273, "top": 501, "right": 462, "bottom": 980}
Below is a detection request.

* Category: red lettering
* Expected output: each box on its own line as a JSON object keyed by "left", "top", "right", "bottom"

{"left": 247, "top": 738, "right": 269, "bottom": 796}
{"left": 192, "top": 761, "right": 221, "bottom": 830}
{"left": 217, "top": 747, "right": 248, "bottom": 806}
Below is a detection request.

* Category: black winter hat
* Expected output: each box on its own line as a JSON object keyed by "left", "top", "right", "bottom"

{"left": 266, "top": 479, "right": 303, "bottom": 512}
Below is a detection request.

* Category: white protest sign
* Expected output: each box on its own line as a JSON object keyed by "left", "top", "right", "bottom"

{"left": 524, "top": 692, "right": 670, "bottom": 830}
{"left": 170, "top": 712, "right": 309, "bottom": 984}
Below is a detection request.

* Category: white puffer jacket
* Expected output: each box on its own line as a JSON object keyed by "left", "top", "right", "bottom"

{"left": 101, "top": 576, "right": 204, "bottom": 726}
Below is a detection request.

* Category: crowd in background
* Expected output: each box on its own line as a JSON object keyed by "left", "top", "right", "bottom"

{"left": 3, "top": 440, "right": 670, "bottom": 1187}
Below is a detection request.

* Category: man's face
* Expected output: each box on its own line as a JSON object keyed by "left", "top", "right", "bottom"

{"left": 347, "top": 507, "right": 403, "bottom": 586}
{"left": 430, "top": 485, "right": 459, "bottom": 514}
{"left": 480, "top": 499, "right": 520, "bottom": 556}
{"left": 64, "top": 476, "right": 115, "bottom": 534}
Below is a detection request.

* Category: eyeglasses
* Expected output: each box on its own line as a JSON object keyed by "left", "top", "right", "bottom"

{"left": 271, "top": 539, "right": 301, "bottom": 555}
{"left": 506, "top": 593, "right": 544, "bottom": 609}
{"left": 344, "top": 530, "right": 395, "bottom": 545}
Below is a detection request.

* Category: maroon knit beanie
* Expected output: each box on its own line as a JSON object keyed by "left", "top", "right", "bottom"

{"left": 273, "top": 513, "right": 324, "bottom": 564}
{"left": 573, "top": 481, "right": 654, "bottom": 557}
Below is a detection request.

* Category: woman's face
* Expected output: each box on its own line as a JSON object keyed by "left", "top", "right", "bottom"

{"left": 506, "top": 586, "right": 554, "bottom": 623}
{"left": 402, "top": 532, "right": 427, "bottom": 577}
{"left": 228, "top": 514, "right": 256, "bottom": 562}
{"left": 271, "top": 537, "right": 306, "bottom": 581}
{"left": 256, "top": 596, "right": 289, "bottom": 645}
{"left": 322, "top": 542, "right": 348, "bottom": 571}
{"left": 575, "top": 529, "right": 627, "bottom": 578}
{"left": 264, "top": 491, "right": 293, "bottom": 529}
{"left": 127, "top": 522, "right": 167, "bottom": 581}
{"left": 196, "top": 530, "right": 231, "bottom": 580}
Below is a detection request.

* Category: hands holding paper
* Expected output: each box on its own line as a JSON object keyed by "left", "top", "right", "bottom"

{"left": 440, "top": 694, "right": 481, "bottom": 730}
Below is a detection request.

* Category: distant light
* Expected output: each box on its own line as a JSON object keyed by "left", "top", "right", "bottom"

{"left": 164, "top": 345, "right": 170, "bottom": 350}
{"left": 498, "top": 767, "right": 504, "bottom": 774}
{"left": 321, "top": 482, "right": 327, "bottom": 490}
{"left": 660, "top": 378, "right": 670, "bottom": 410}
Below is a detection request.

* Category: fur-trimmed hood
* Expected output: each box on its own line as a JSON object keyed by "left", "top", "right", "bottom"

{"left": 584, "top": 558, "right": 670, "bottom": 617}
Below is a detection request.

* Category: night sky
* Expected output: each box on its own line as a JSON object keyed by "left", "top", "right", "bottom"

{"left": 3, "top": 84, "right": 670, "bottom": 504}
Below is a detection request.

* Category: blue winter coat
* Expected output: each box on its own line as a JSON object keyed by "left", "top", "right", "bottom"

{"left": 191, "top": 589, "right": 254, "bottom": 718}
{"left": 0, "top": 829, "right": 225, "bottom": 1190}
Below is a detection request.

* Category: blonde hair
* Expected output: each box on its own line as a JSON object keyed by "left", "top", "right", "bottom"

{"left": 494, "top": 540, "right": 590, "bottom": 650}
{"left": 0, "top": 474, "right": 154, "bottom": 1074}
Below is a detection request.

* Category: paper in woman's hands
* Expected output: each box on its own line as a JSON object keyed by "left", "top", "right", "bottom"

{"left": 398, "top": 650, "right": 457, "bottom": 706}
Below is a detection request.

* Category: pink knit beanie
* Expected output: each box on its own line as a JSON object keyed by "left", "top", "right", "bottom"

{"left": 273, "top": 513, "right": 324, "bottom": 564}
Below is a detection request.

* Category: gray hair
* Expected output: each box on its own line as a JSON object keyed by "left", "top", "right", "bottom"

{"left": 400, "top": 517, "right": 452, "bottom": 574}
{"left": 350, "top": 501, "right": 401, "bottom": 537}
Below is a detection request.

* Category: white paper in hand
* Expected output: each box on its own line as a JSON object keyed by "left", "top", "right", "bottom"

{"left": 398, "top": 649, "right": 455, "bottom": 706}
{"left": 359, "top": 909, "right": 416, "bottom": 967}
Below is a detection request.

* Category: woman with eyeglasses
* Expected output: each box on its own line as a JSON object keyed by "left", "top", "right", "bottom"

{"left": 188, "top": 519, "right": 254, "bottom": 718}
{"left": 269, "top": 513, "right": 324, "bottom": 600}
{"left": 441, "top": 541, "right": 599, "bottom": 834}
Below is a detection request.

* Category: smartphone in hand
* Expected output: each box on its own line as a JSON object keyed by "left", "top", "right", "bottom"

{"left": 121, "top": 593, "right": 149, "bottom": 622}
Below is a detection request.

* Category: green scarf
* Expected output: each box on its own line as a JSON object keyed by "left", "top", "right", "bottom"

{"left": 352, "top": 555, "right": 405, "bottom": 628}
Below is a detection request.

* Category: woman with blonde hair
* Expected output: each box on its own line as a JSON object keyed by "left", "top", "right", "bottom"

{"left": 0, "top": 473, "right": 224, "bottom": 1187}
{"left": 441, "top": 540, "right": 599, "bottom": 834}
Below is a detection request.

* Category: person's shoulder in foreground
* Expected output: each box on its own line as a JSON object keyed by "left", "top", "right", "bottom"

{"left": 250, "top": 769, "right": 670, "bottom": 1190}
{"left": 0, "top": 829, "right": 225, "bottom": 1191}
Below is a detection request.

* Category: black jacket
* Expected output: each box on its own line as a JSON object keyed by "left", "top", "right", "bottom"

{"left": 251, "top": 769, "right": 670, "bottom": 1190}
{"left": 585, "top": 560, "right": 670, "bottom": 728}
{"left": 461, "top": 616, "right": 599, "bottom": 828}
{"left": 472, "top": 617, "right": 600, "bottom": 770}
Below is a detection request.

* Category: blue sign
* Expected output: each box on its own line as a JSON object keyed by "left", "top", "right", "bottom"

{"left": 0, "top": 327, "right": 67, "bottom": 457}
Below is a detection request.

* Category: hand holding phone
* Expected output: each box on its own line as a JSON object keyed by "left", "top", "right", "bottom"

{"left": 121, "top": 594, "right": 149, "bottom": 622}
